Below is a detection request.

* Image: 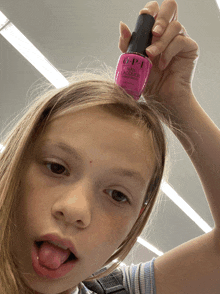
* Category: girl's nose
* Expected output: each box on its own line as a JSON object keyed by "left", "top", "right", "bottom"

{"left": 51, "top": 184, "right": 92, "bottom": 229}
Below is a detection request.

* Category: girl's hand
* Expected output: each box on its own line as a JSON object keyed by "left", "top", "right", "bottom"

{"left": 118, "top": 0, "right": 199, "bottom": 110}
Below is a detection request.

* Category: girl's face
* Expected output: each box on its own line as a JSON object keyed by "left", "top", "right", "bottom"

{"left": 12, "top": 106, "right": 156, "bottom": 294}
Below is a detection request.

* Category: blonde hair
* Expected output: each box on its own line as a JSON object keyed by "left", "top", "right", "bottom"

{"left": 0, "top": 65, "right": 192, "bottom": 293}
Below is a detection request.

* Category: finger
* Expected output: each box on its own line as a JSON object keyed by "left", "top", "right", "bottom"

{"left": 118, "top": 21, "right": 132, "bottom": 53}
{"left": 146, "top": 20, "right": 182, "bottom": 57}
{"left": 139, "top": 1, "right": 160, "bottom": 18}
{"left": 152, "top": 0, "right": 178, "bottom": 37}
{"left": 158, "top": 35, "right": 199, "bottom": 70}
{"left": 119, "top": 2, "right": 160, "bottom": 53}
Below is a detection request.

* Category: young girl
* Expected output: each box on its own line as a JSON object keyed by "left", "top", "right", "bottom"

{"left": 1, "top": 0, "right": 220, "bottom": 293}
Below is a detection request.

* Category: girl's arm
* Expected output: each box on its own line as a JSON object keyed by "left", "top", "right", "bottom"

{"left": 164, "top": 91, "right": 220, "bottom": 229}
{"left": 119, "top": 1, "right": 220, "bottom": 293}
{"left": 151, "top": 97, "right": 220, "bottom": 292}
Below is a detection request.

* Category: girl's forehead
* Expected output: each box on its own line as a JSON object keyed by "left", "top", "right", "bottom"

{"left": 45, "top": 107, "right": 149, "bottom": 139}
{"left": 42, "top": 111, "right": 155, "bottom": 159}
{"left": 37, "top": 107, "right": 157, "bottom": 172}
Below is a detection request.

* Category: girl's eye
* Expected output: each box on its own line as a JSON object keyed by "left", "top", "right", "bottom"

{"left": 105, "top": 189, "right": 130, "bottom": 204}
{"left": 44, "top": 162, "right": 130, "bottom": 204}
{"left": 44, "top": 161, "right": 69, "bottom": 176}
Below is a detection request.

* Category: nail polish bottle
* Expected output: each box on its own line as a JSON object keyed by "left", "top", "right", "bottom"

{"left": 115, "top": 14, "right": 155, "bottom": 101}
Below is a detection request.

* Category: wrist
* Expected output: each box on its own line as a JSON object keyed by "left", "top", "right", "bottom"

{"left": 146, "top": 90, "right": 197, "bottom": 127}
{"left": 144, "top": 90, "right": 200, "bottom": 152}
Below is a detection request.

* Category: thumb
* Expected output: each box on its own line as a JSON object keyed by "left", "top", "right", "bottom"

{"left": 118, "top": 21, "right": 132, "bottom": 53}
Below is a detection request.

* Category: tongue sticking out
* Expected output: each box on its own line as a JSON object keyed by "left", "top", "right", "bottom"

{"left": 38, "top": 241, "right": 71, "bottom": 270}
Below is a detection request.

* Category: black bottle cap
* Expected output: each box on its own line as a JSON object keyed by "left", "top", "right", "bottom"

{"left": 127, "top": 14, "right": 155, "bottom": 57}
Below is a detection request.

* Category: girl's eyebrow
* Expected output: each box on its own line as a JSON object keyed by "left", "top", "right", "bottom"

{"left": 40, "top": 139, "right": 146, "bottom": 187}
{"left": 41, "top": 139, "right": 83, "bottom": 163}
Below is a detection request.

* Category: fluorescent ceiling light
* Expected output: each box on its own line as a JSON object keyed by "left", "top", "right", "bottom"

{"left": 215, "top": 0, "right": 220, "bottom": 10}
{"left": 0, "top": 11, "right": 9, "bottom": 29}
{"left": 0, "top": 11, "right": 69, "bottom": 89}
{"left": 0, "top": 144, "right": 5, "bottom": 153}
{"left": 161, "top": 181, "right": 212, "bottom": 233}
{"left": 138, "top": 237, "right": 164, "bottom": 256}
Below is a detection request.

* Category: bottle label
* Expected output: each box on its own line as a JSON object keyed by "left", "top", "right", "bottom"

{"left": 115, "top": 53, "right": 152, "bottom": 100}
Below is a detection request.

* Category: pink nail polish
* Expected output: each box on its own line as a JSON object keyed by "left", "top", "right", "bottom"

{"left": 115, "top": 14, "right": 155, "bottom": 101}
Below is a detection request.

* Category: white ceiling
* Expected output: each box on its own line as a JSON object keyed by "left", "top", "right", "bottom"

{"left": 1, "top": 0, "right": 220, "bottom": 265}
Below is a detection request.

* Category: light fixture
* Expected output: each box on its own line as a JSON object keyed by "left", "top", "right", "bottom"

{"left": 0, "top": 11, "right": 69, "bottom": 89}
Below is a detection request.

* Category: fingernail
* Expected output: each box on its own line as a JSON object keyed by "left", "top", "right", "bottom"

{"left": 146, "top": 45, "right": 159, "bottom": 56}
{"left": 139, "top": 8, "right": 150, "bottom": 14}
{"left": 119, "top": 21, "right": 123, "bottom": 35}
{"left": 120, "top": 21, "right": 130, "bottom": 39}
{"left": 153, "top": 25, "right": 163, "bottom": 35}
{"left": 139, "top": 8, "right": 157, "bottom": 18}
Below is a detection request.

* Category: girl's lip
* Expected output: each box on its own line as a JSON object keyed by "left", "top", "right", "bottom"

{"left": 35, "top": 233, "right": 79, "bottom": 259}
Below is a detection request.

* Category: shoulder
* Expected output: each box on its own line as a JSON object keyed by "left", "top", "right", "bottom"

{"left": 80, "top": 259, "right": 156, "bottom": 294}
{"left": 121, "top": 229, "right": 220, "bottom": 294}
{"left": 81, "top": 229, "right": 220, "bottom": 294}
{"left": 119, "top": 257, "right": 156, "bottom": 294}
{"left": 153, "top": 229, "right": 220, "bottom": 294}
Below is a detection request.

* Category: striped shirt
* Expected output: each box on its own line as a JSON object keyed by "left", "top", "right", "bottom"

{"left": 74, "top": 257, "right": 156, "bottom": 294}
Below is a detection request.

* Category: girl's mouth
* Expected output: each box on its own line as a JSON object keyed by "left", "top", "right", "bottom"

{"left": 32, "top": 241, "right": 78, "bottom": 279}
{"left": 36, "top": 241, "right": 77, "bottom": 264}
